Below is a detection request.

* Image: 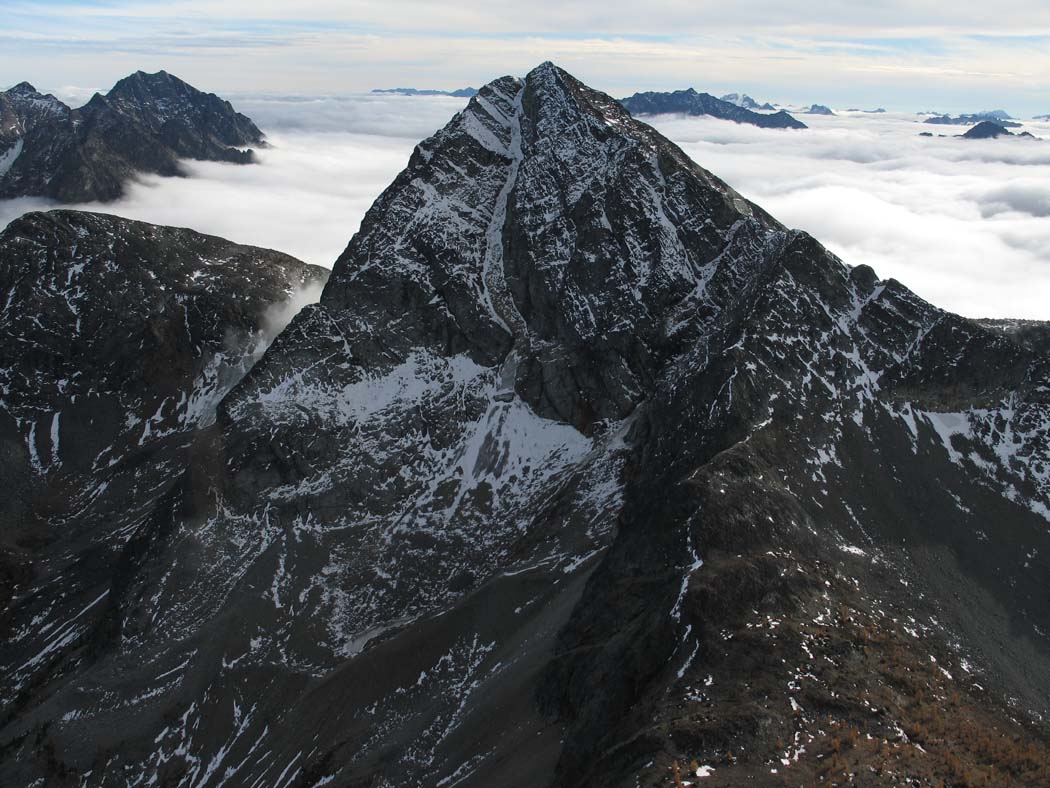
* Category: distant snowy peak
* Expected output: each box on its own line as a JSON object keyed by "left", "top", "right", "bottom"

{"left": 0, "top": 70, "right": 264, "bottom": 202}
{"left": 804, "top": 103, "right": 835, "bottom": 115}
{"left": 720, "top": 92, "right": 776, "bottom": 111}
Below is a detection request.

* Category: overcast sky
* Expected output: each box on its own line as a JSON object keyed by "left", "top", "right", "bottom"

{"left": 4, "top": 1, "right": 1050, "bottom": 115}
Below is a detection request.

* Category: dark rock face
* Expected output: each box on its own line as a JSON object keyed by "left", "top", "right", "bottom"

{"left": 804, "top": 103, "right": 835, "bottom": 115}
{"left": 0, "top": 210, "right": 327, "bottom": 745}
{"left": 0, "top": 71, "right": 264, "bottom": 203}
{"left": 620, "top": 88, "right": 807, "bottom": 129}
{"left": 2, "top": 63, "right": 1050, "bottom": 788}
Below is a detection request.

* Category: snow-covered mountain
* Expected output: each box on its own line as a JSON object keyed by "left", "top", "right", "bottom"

{"left": 720, "top": 92, "right": 776, "bottom": 111}
{"left": 0, "top": 71, "right": 264, "bottom": 202}
{"left": 2, "top": 63, "right": 1050, "bottom": 786}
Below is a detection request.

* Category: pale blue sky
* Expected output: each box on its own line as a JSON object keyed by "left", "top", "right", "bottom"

{"left": 3, "top": 1, "right": 1050, "bottom": 115}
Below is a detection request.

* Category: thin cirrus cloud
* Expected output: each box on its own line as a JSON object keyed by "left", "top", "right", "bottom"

{"left": 1, "top": 93, "right": 1047, "bottom": 320}
{"left": 3, "top": 2, "right": 1050, "bottom": 113}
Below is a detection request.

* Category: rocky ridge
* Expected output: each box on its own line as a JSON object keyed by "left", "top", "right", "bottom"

{"left": 0, "top": 71, "right": 263, "bottom": 203}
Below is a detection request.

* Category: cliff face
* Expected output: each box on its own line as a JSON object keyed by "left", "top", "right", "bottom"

{"left": 0, "top": 71, "right": 263, "bottom": 203}
{"left": 1, "top": 64, "right": 1049, "bottom": 787}
{"left": 0, "top": 211, "right": 327, "bottom": 751}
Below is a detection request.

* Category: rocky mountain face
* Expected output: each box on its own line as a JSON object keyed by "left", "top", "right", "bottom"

{"left": 620, "top": 88, "right": 807, "bottom": 129}
{"left": 0, "top": 71, "right": 263, "bottom": 203}
{"left": 2, "top": 62, "right": 1050, "bottom": 787}
{"left": 0, "top": 210, "right": 327, "bottom": 756}
{"left": 804, "top": 103, "right": 835, "bottom": 116}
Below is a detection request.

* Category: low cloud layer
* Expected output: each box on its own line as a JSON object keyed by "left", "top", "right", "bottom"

{"left": 1, "top": 96, "right": 1048, "bottom": 319}
{"left": 0, "top": 94, "right": 460, "bottom": 270}
{"left": 649, "top": 111, "right": 1050, "bottom": 319}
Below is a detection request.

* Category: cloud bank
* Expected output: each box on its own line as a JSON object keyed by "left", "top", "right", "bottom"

{"left": 1, "top": 95, "right": 1048, "bottom": 321}
{"left": 648, "top": 111, "right": 1050, "bottom": 319}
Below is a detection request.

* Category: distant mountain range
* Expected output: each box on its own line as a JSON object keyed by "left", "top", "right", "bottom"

{"left": 0, "top": 71, "right": 263, "bottom": 202}
{"left": 925, "top": 112, "right": 1022, "bottom": 128}
{"left": 372, "top": 87, "right": 479, "bottom": 97}
{"left": 919, "top": 121, "right": 1040, "bottom": 141}
{"left": 620, "top": 88, "right": 807, "bottom": 129}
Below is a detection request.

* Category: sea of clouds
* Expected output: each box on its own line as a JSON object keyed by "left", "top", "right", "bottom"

{"left": 0, "top": 94, "right": 464, "bottom": 271}
{"left": 1, "top": 94, "right": 1048, "bottom": 319}
{"left": 650, "top": 111, "right": 1050, "bottom": 319}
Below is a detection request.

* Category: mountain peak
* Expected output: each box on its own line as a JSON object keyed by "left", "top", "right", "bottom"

{"left": 7, "top": 81, "right": 39, "bottom": 96}
{"left": 109, "top": 69, "right": 190, "bottom": 98}
{"left": 310, "top": 60, "right": 774, "bottom": 431}
{"left": 962, "top": 120, "right": 1014, "bottom": 139}
{"left": 130, "top": 68, "right": 173, "bottom": 81}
